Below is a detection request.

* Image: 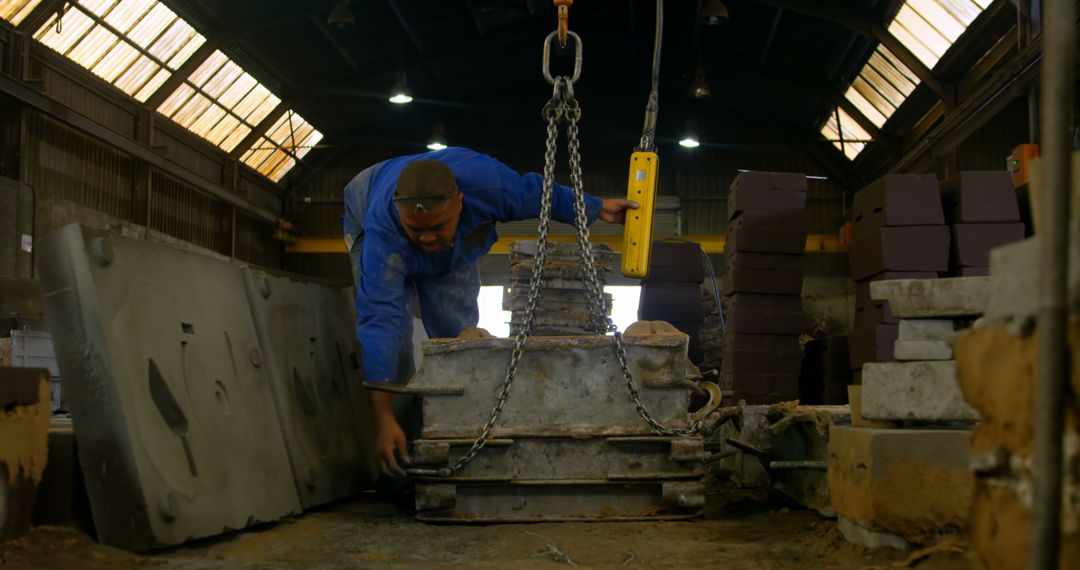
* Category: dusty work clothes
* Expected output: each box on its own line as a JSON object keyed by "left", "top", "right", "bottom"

{"left": 342, "top": 147, "right": 603, "bottom": 385}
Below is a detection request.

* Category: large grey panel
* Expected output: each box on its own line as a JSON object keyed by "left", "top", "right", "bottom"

{"left": 242, "top": 267, "right": 378, "bottom": 508}
{"left": 38, "top": 224, "right": 301, "bottom": 551}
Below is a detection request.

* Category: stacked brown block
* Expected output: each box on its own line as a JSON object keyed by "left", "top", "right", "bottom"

{"left": 940, "top": 171, "right": 1025, "bottom": 277}
{"left": 638, "top": 241, "right": 706, "bottom": 362}
{"left": 849, "top": 175, "right": 948, "bottom": 376}
{"left": 720, "top": 171, "right": 808, "bottom": 404}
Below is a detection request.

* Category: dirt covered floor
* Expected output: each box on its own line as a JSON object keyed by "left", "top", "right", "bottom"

{"left": 2, "top": 486, "right": 970, "bottom": 569}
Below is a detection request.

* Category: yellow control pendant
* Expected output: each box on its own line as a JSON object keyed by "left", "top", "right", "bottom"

{"left": 621, "top": 151, "right": 659, "bottom": 278}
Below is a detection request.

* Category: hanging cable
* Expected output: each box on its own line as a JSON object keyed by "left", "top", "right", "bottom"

{"left": 637, "top": 0, "right": 663, "bottom": 152}
{"left": 622, "top": 0, "right": 664, "bottom": 279}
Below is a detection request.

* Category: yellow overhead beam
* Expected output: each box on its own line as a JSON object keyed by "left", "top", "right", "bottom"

{"left": 281, "top": 233, "right": 845, "bottom": 254}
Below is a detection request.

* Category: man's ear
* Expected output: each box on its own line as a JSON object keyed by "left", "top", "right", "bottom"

{"left": 454, "top": 190, "right": 463, "bottom": 212}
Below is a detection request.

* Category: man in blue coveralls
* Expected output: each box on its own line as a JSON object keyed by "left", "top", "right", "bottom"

{"left": 343, "top": 146, "right": 637, "bottom": 479}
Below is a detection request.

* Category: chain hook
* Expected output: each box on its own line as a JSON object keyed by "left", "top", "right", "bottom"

{"left": 554, "top": 0, "right": 572, "bottom": 48}
{"left": 541, "top": 30, "right": 582, "bottom": 85}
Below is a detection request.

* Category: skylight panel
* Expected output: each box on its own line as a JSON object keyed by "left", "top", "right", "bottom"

{"left": 240, "top": 111, "right": 324, "bottom": 182}
{"left": 845, "top": 82, "right": 888, "bottom": 128}
{"left": 887, "top": 0, "right": 990, "bottom": 69}
{"left": 841, "top": 44, "right": 921, "bottom": 129}
{"left": 33, "top": 0, "right": 205, "bottom": 102}
{"left": 155, "top": 49, "right": 280, "bottom": 152}
{"left": 820, "top": 107, "right": 871, "bottom": 161}
{"left": 0, "top": 0, "right": 42, "bottom": 25}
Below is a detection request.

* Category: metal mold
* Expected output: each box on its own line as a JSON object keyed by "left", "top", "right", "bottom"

{"left": 38, "top": 224, "right": 377, "bottom": 550}
{"left": 242, "top": 267, "right": 378, "bottom": 509}
{"left": 410, "top": 333, "right": 694, "bottom": 438}
{"left": 39, "top": 225, "right": 301, "bottom": 550}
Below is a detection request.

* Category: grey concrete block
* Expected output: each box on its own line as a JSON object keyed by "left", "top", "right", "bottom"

{"left": 986, "top": 231, "right": 1080, "bottom": 324}
{"left": 869, "top": 277, "right": 990, "bottom": 318}
{"left": 39, "top": 224, "right": 302, "bottom": 551}
{"left": 242, "top": 268, "right": 378, "bottom": 510}
{"left": 861, "top": 361, "right": 978, "bottom": 421}
{"left": 898, "top": 319, "right": 956, "bottom": 342}
{"left": 893, "top": 340, "right": 953, "bottom": 361}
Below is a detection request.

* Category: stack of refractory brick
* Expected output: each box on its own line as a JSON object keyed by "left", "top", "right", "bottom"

{"left": 504, "top": 240, "right": 613, "bottom": 336}
{"left": 720, "top": 170, "right": 808, "bottom": 404}
{"left": 833, "top": 276, "right": 987, "bottom": 549}
{"left": 848, "top": 174, "right": 949, "bottom": 382}
{"left": 638, "top": 241, "right": 707, "bottom": 362}
{"left": 940, "top": 171, "right": 1025, "bottom": 277}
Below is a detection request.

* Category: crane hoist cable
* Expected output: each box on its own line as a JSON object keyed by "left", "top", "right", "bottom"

{"left": 621, "top": 0, "right": 663, "bottom": 279}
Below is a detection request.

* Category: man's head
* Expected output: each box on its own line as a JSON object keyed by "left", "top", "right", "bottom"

{"left": 393, "top": 160, "right": 463, "bottom": 253}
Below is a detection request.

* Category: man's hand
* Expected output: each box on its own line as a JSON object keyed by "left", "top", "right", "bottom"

{"left": 370, "top": 391, "right": 410, "bottom": 477}
{"left": 599, "top": 199, "right": 640, "bottom": 224}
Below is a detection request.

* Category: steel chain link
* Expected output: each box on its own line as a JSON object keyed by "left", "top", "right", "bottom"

{"left": 441, "top": 79, "right": 566, "bottom": 475}
{"left": 442, "top": 64, "right": 712, "bottom": 476}
{"left": 563, "top": 97, "right": 705, "bottom": 438}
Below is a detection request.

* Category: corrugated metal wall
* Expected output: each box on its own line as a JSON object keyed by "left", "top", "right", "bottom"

{"left": 24, "top": 111, "right": 134, "bottom": 222}
{"left": 3, "top": 47, "right": 290, "bottom": 274}
{"left": 235, "top": 212, "right": 283, "bottom": 268}
{"left": 956, "top": 97, "right": 1029, "bottom": 171}
{"left": 149, "top": 170, "right": 224, "bottom": 252}
{"left": 33, "top": 58, "right": 136, "bottom": 136}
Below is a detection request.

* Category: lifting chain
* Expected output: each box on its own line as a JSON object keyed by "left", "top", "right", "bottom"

{"left": 430, "top": 17, "right": 712, "bottom": 478}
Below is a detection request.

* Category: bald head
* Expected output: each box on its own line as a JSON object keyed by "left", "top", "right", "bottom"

{"left": 394, "top": 159, "right": 463, "bottom": 253}
{"left": 394, "top": 160, "right": 458, "bottom": 214}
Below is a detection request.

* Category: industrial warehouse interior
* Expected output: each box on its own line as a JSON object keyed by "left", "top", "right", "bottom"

{"left": 1, "top": 0, "right": 1078, "bottom": 568}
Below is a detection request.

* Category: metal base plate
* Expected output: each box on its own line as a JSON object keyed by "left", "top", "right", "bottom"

{"left": 413, "top": 436, "right": 705, "bottom": 481}
{"left": 416, "top": 480, "right": 704, "bottom": 522}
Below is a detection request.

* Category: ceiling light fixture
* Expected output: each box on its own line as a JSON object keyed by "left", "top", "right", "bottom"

{"left": 699, "top": 0, "right": 729, "bottom": 25}
{"left": 689, "top": 66, "right": 711, "bottom": 99}
{"left": 427, "top": 124, "right": 447, "bottom": 151}
{"left": 327, "top": 0, "right": 355, "bottom": 29}
{"left": 678, "top": 136, "right": 701, "bottom": 148}
{"left": 388, "top": 73, "right": 413, "bottom": 104}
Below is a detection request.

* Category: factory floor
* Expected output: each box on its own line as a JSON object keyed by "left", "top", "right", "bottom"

{"left": 2, "top": 485, "right": 968, "bottom": 569}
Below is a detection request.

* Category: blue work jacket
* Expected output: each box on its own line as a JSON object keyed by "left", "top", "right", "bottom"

{"left": 353, "top": 147, "right": 603, "bottom": 384}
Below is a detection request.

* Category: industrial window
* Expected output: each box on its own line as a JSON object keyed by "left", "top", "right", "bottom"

{"left": 0, "top": 0, "right": 41, "bottom": 25}
{"left": 239, "top": 110, "right": 323, "bottom": 182}
{"left": 819, "top": 107, "right": 871, "bottom": 161}
{"left": 825, "top": 0, "right": 991, "bottom": 159}
{"left": 842, "top": 46, "right": 919, "bottom": 128}
{"left": 476, "top": 285, "right": 640, "bottom": 338}
{"left": 156, "top": 50, "right": 281, "bottom": 153}
{"left": 31, "top": 0, "right": 205, "bottom": 103}
{"left": 887, "top": 0, "right": 994, "bottom": 69}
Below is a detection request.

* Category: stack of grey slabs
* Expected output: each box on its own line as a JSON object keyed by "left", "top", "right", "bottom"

{"left": 38, "top": 225, "right": 376, "bottom": 550}
{"left": 504, "top": 241, "right": 614, "bottom": 336}
{"left": 407, "top": 324, "right": 706, "bottom": 522}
